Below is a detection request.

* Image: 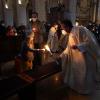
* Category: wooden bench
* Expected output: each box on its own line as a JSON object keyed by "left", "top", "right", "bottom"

{"left": 0, "top": 60, "right": 62, "bottom": 100}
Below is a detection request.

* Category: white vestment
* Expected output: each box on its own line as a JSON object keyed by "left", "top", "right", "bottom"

{"left": 47, "top": 27, "right": 58, "bottom": 52}
{"left": 61, "top": 26, "right": 100, "bottom": 94}
{"left": 47, "top": 27, "right": 68, "bottom": 52}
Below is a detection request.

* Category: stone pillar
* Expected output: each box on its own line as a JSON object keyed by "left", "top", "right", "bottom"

{"left": 97, "top": 0, "right": 100, "bottom": 23}
{"left": 16, "top": 1, "right": 27, "bottom": 26}
{"left": 64, "top": 0, "right": 77, "bottom": 24}
{"left": 35, "top": 0, "right": 46, "bottom": 21}
{"left": 63, "top": 0, "right": 70, "bottom": 19}
{"left": 63, "top": 0, "right": 70, "bottom": 12}
{"left": 31, "top": 0, "right": 35, "bottom": 11}
{"left": 69, "top": 0, "right": 77, "bottom": 24}
{"left": 16, "top": 5, "right": 27, "bottom": 26}
{"left": 92, "top": 0, "right": 99, "bottom": 23}
{"left": 4, "top": 9, "right": 13, "bottom": 26}
{"left": 0, "top": 0, "right": 4, "bottom": 20}
{"left": 3, "top": 0, "right": 14, "bottom": 26}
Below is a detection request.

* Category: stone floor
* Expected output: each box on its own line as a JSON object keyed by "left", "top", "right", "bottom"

{"left": 1, "top": 54, "right": 100, "bottom": 100}
{"left": 36, "top": 72, "right": 100, "bottom": 100}
{"left": 5, "top": 72, "right": 100, "bottom": 100}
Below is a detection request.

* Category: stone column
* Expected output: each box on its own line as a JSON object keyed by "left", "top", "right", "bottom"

{"left": 15, "top": 0, "right": 28, "bottom": 26}
{"left": 3, "top": 0, "right": 14, "bottom": 26}
{"left": 16, "top": 5, "right": 27, "bottom": 26}
{"left": 69, "top": 0, "right": 77, "bottom": 24}
{"left": 64, "top": 0, "right": 77, "bottom": 24}
{"left": 0, "top": 0, "right": 4, "bottom": 20}
{"left": 31, "top": 0, "right": 35, "bottom": 11}
{"left": 35, "top": 0, "right": 46, "bottom": 21}
{"left": 63, "top": 0, "right": 70, "bottom": 19}
{"left": 97, "top": 0, "right": 100, "bottom": 23}
{"left": 4, "top": 9, "right": 13, "bottom": 26}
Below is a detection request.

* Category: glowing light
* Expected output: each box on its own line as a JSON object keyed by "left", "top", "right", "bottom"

{"left": 61, "top": 30, "right": 67, "bottom": 35}
{"left": 75, "top": 21, "right": 79, "bottom": 26}
{"left": 41, "top": 49, "right": 45, "bottom": 51}
{"left": 45, "top": 45, "right": 50, "bottom": 52}
{"left": 32, "top": 28, "right": 36, "bottom": 31}
{"left": 89, "top": 23, "right": 92, "bottom": 25}
{"left": 18, "top": 0, "right": 22, "bottom": 4}
{"left": 5, "top": 3, "right": 8, "bottom": 9}
{"left": 92, "top": 28, "right": 95, "bottom": 31}
{"left": 44, "top": 44, "right": 59, "bottom": 65}
{"left": 44, "top": 45, "right": 52, "bottom": 55}
{"left": 29, "top": 18, "right": 32, "bottom": 21}
{"left": 32, "top": 48, "right": 45, "bottom": 51}
{"left": 15, "top": 33, "right": 18, "bottom": 36}
{"left": 55, "top": 77, "right": 59, "bottom": 81}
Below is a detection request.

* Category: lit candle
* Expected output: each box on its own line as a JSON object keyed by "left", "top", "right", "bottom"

{"left": 32, "top": 27, "right": 38, "bottom": 33}
{"left": 44, "top": 44, "right": 59, "bottom": 65}
{"left": 18, "top": 0, "right": 22, "bottom": 4}
{"left": 29, "top": 18, "right": 32, "bottom": 21}
{"left": 44, "top": 45, "right": 52, "bottom": 55}
{"left": 32, "top": 48, "right": 45, "bottom": 51}
{"left": 5, "top": 3, "right": 8, "bottom": 9}
{"left": 75, "top": 21, "right": 79, "bottom": 26}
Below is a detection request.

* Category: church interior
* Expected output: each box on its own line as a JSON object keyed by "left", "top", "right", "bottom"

{"left": 0, "top": 0, "right": 100, "bottom": 100}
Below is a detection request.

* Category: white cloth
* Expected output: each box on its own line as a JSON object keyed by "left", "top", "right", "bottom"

{"left": 61, "top": 26, "right": 100, "bottom": 94}
{"left": 59, "top": 32, "right": 69, "bottom": 51}
{"left": 47, "top": 27, "right": 68, "bottom": 52}
{"left": 47, "top": 27, "right": 58, "bottom": 52}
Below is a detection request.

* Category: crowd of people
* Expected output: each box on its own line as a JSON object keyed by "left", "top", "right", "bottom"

{"left": 1, "top": 11, "right": 100, "bottom": 95}
{"left": 19, "top": 13, "right": 100, "bottom": 95}
{"left": 86, "top": 21, "right": 100, "bottom": 43}
{"left": 0, "top": 21, "right": 18, "bottom": 37}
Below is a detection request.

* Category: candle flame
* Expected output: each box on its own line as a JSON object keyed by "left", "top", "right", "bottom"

{"left": 32, "top": 48, "right": 45, "bottom": 51}
{"left": 5, "top": 4, "right": 8, "bottom": 9}
{"left": 44, "top": 45, "right": 50, "bottom": 52}
{"left": 18, "top": 0, "right": 22, "bottom": 4}
{"left": 44, "top": 45, "right": 52, "bottom": 55}
{"left": 75, "top": 21, "right": 79, "bottom": 26}
{"left": 41, "top": 49, "right": 45, "bottom": 51}
{"left": 55, "top": 77, "right": 59, "bottom": 81}
{"left": 32, "top": 28, "right": 36, "bottom": 31}
{"left": 32, "top": 27, "right": 37, "bottom": 32}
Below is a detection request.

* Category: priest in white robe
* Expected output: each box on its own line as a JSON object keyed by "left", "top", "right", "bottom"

{"left": 60, "top": 19, "right": 100, "bottom": 94}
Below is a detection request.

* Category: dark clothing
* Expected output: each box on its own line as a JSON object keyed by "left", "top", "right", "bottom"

{"left": 31, "top": 20, "right": 46, "bottom": 43}
{"left": 20, "top": 41, "right": 34, "bottom": 61}
{"left": 33, "top": 43, "right": 42, "bottom": 66}
{"left": 0, "top": 25, "right": 6, "bottom": 37}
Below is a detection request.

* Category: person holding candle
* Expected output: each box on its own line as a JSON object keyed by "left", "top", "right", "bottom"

{"left": 47, "top": 22, "right": 68, "bottom": 53}
{"left": 15, "top": 33, "right": 35, "bottom": 73}
{"left": 60, "top": 19, "right": 100, "bottom": 94}
{"left": 30, "top": 12, "right": 45, "bottom": 66}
